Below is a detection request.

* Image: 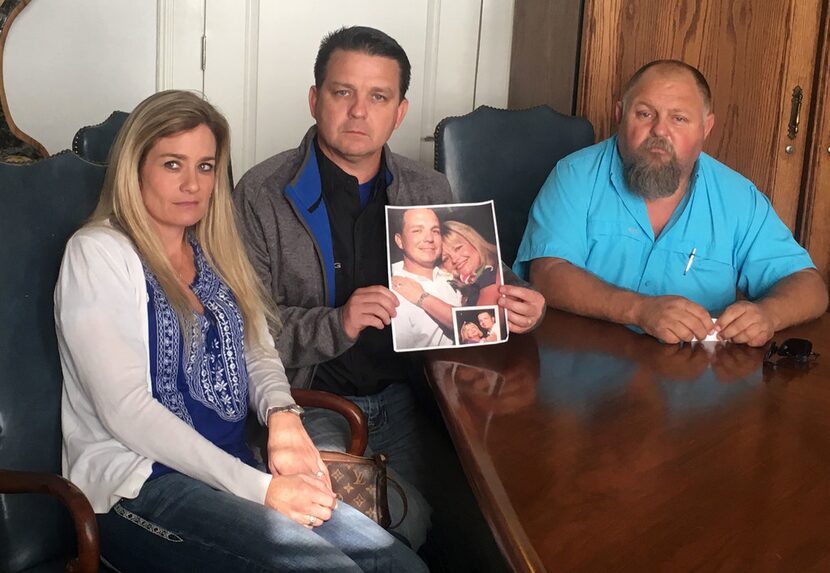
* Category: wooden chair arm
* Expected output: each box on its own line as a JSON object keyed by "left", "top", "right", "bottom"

{"left": 0, "top": 469, "right": 99, "bottom": 573}
{"left": 291, "top": 389, "right": 368, "bottom": 456}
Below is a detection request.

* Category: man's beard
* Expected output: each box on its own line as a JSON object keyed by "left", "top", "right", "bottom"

{"left": 622, "top": 137, "right": 682, "bottom": 200}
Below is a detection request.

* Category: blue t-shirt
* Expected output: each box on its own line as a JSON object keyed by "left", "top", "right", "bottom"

{"left": 144, "top": 241, "right": 256, "bottom": 479}
{"left": 358, "top": 176, "right": 376, "bottom": 209}
{"left": 513, "top": 135, "right": 815, "bottom": 315}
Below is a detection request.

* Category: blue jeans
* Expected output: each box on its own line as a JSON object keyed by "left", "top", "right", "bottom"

{"left": 305, "top": 381, "right": 508, "bottom": 572}
{"left": 303, "top": 382, "right": 432, "bottom": 551}
{"left": 97, "top": 472, "right": 427, "bottom": 572}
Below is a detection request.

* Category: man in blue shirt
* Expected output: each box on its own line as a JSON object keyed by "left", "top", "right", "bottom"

{"left": 514, "top": 60, "right": 827, "bottom": 346}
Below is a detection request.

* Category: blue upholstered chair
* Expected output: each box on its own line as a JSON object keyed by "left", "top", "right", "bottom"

{"left": 72, "top": 111, "right": 234, "bottom": 185}
{"left": 434, "top": 105, "right": 595, "bottom": 266}
{"left": 0, "top": 152, "right": 106, "bottom": 573}
{"left": 71, "top": 111, "right": 129, "bottom": 164}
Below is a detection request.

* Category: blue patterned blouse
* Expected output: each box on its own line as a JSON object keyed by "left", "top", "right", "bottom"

{"left": 144, "top": 240, "right": 257, "bottom": 479}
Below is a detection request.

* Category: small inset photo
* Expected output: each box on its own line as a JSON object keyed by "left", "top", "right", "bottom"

{"left": 453, "top": 306, "right": 501, "bottom": 346}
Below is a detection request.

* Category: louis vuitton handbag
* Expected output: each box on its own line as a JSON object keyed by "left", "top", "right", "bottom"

{"left": 320, "top": 450, "right": 407, "bottom": 529}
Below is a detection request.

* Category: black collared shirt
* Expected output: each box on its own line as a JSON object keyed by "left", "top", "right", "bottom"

{"left": 311, "top": 140, "right": 408, "bottom": 396}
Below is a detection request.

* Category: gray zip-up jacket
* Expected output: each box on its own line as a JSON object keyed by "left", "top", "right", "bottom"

{"left": 233, "top": 126, "right": 452, "bottom": 389}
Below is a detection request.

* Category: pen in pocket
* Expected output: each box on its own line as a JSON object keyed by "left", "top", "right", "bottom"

{"left": 683, "top": 248, "right": 697, "bottom": 275}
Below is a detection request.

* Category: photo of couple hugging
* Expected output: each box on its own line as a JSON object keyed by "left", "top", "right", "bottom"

{"left": 386, "top": 201, "right": 507, "bottom": 351}
{"left": 454, "top": 307, "right": 500, "bottom": 345}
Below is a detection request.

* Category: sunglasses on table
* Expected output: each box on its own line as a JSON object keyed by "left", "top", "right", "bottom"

{"left": 763, "top": 338, "right": 819, "bottom": 368}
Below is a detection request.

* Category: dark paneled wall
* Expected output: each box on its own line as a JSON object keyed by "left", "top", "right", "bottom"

{"left": 508, "top": 0, "right": 584, "bottom": 114}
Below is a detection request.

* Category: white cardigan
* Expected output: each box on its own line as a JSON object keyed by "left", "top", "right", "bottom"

{"left": 55, "top": 223, "right": 293, "bottom": 513}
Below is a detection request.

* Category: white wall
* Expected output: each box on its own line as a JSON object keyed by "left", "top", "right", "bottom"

{"left": 199, "top": 0, "right": 514, "bottom": 174}
{"left": 3, "top": 0, "right": 514, "bottom": 162}
{"left": 251, "top": 1, "right": 434, "bottom": 166}
{"left": 4, "top": 0, "right": 157, "bottom": 154}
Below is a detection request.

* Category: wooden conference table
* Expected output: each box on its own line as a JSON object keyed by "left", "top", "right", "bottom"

{"left": 425, "top": 310, "right": 830, "bottom": 572}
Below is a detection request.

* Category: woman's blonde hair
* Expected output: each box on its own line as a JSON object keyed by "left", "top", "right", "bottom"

{"left": 90, "top": 89, "right": 276, "bottom": 343}
{"left": 460, "top": 321, "right": 483, "bottom": 342}
{"left": 441, "top": 220, "right": 498, "bottom": 272}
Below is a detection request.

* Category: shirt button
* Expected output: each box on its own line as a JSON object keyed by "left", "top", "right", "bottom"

{"left": 644, "top": 281, "right": 652, "bottom": 287}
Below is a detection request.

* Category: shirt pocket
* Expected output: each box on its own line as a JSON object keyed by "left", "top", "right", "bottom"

{"left": 587, "top": 219, "right": 647, "bottom": 241}
{"left": 661, "top": 240, "right": 736, "bottom": 314}
{"left": 586, "top": 219, "right": 651, "bottom": 256}
{"left": 585, "top": 219, "right": 652, "bottom": 286}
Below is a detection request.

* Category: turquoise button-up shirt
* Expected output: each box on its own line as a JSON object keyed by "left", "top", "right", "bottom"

{"left": 514, "top": 136, "right": 814, "bottom": 316}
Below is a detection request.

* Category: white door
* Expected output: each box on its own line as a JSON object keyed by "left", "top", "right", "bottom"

{"left": 162, "top": 0, "right": 514, "bottom": 176}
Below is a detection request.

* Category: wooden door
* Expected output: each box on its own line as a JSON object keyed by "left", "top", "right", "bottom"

{"left": 800, "top": 6, "right": 830, "bottom": 279}
{"left": 577, "top": 0, "right": 824, "bottom": 232}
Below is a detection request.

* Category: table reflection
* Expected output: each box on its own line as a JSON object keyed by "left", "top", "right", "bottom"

{"left": 426, "top": 309, "right": 830, "bottom": 572}
{"left": 437, "top": 310, "right": 766, "bottom": 438}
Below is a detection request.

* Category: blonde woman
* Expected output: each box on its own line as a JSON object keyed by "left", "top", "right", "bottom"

{"left": 55, "top": 90, "right": 425, "bottom": 572}
{"left": 440, "top": 220, "right": 500, "bottom": 306}
{"left": 459, "top": 321, "right": 485, "bottom": 344}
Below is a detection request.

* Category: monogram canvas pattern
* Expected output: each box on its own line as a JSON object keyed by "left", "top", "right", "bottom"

{"left": 321, "top": 451, "right": 391, "bottom": 528}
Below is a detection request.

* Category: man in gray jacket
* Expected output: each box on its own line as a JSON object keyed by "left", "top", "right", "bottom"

{"left": 234, "top": 25, "right": 543, "bottom": 570}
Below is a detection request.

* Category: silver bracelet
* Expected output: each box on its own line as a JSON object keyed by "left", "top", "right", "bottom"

{"left": 266, "top": 404, "right": 305, "bottom": 419}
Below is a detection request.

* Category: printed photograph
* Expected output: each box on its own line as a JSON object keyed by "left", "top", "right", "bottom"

{"left": 385, "top": 201, "right": 509, "bottom": 352}
{"left": 453, "top": 306, "right": 501, "bottom": 345}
